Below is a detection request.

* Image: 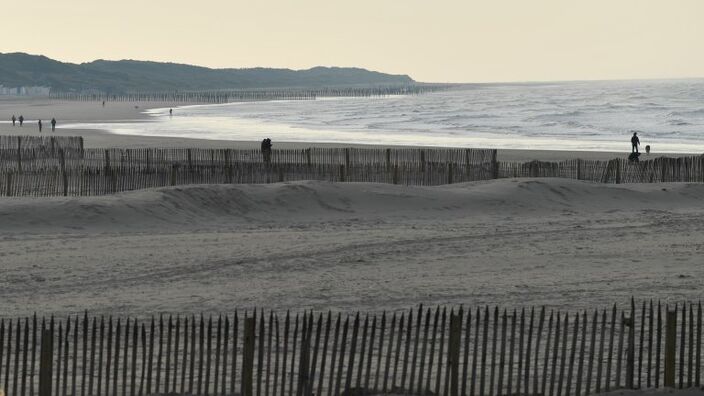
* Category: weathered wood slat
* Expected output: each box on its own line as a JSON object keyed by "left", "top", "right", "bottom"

{"left": 11, "top": 303, "right": 704, "bottom": 396}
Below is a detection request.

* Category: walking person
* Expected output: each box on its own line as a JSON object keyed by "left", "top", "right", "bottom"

{"left": 38, "top": 119, "right": 43, "bottom": 132}
{"left": 18, "top": 115, "right": 24, "bottom": 126}
{"left": 631, "top": 132, "right": 640, "bottom": 153}
{"left": 11, "top": 115, "right": 16, "bottom": 126}
{"left": 51, "top": 118, "right": 57, "bottom": 132}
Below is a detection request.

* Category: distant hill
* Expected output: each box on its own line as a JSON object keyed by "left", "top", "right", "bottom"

{"left": 0, "top": 53, "right": 415, "bottom": 93}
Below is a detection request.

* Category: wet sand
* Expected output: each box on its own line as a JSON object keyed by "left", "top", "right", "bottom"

{"left": 0, "top": 98, "right": 677, "bottom": 161}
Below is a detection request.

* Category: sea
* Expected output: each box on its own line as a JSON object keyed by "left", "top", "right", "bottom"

{"left": 69, "top": 79, "right": 704, "bottom": 153}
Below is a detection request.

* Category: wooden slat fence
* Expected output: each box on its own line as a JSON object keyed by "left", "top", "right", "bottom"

{"left": 0, "top": 301, "right": 699, "bottom": 396}
{"left": 2, "top": 140, "right": 704, "bottom": 197}
{"left": 0, "top": 147, "right": 498, "bottom": 196}
{"left": 498, "top": 156, "right": 704, "bottom": 184}
{"left": 0, "top": 136, "right": 84, "bottom": 152}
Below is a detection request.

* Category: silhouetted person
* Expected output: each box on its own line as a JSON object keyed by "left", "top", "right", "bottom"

{"left": 51, "top": 118, "right": 57, "bottom": 132}
{"left": 102, "top": 100, "right": 105, "bottom": 107}
{"left": 11, "top": 115, "right": 16, "bottom": 126}
{"left": 18, "top": 115, "right": 24, "bottom": 126}
{"left": 261, "top": 138, "right": 273, "bottom": 164}
{"left": 631, "top": 132, "right": 640, "bottom": 153}
{"left": 38, "top": 119, "right": 43, "bottom": 132}
{"left": 169, "top": 108, "right": 173, "bottom": 116}
{"left": 645, "top": 145, "right": 651, "bottom": 155}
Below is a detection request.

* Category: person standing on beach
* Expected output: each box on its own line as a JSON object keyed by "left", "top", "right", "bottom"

{"left": 261, "top": 138, "right": 273, "bottom": 163}
{"left": 38, "top": 119, "right": 43, "bottom": 132}
{"left": 11, "top": 115, "right": 16, "bottom": 126}
{"left": 18, "top": 115, "right": 24, "bottom": 126}
{"left": 631, "top": 132, "right": 640, "bottom": 153}
{"left": 51, "top": 118, "right": 57, "bottom": 132}
{"left": 169, "top": 108, "right": 173, "bottom": 116}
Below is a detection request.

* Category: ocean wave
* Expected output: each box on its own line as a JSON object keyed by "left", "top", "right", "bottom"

{"left": 71, "top": 79, "right": 704, "bottom": 153}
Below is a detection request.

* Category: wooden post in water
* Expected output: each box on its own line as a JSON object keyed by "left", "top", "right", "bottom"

{"left": 448, "top": 313, "right": 461, "bottom": 396}
{"left": 39, "top": 327, "right": 53, "bottom": 396}
{"left": 665, "top": 309, "right": 677, "bottom": 387}
{"left": 243, "top": 317, "right": 256, "bottom": 396}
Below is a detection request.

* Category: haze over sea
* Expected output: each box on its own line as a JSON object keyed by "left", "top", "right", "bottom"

{"left": 70, "top": 79, "right": 704, "bottom": 153}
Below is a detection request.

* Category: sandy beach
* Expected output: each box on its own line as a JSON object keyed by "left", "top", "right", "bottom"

{"left": 0, "top": 98, "right": 681, "bottom": 161}
{"left": 2, "top": 178, "right": 704, "bottom": 318}
{"left": 0, "top": 98, "right": 701, "bottom": 318}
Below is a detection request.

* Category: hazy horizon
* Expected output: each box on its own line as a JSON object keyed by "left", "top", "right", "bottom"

{"left": 2, "top": 0, "right": 703, "bottom": 84}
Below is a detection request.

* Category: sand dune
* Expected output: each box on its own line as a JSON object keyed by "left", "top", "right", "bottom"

{"left": 1, "top": 178, "right": 703, "bottom": 317}
{"left": 2, "top": 178, "right": 702, "bottom": 234}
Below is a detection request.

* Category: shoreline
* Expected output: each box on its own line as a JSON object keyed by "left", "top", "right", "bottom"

{"left": 0, "top": 98, "right": 692, "bottom": 162}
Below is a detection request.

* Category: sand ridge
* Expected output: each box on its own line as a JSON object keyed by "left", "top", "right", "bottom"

{"left": 1, "top": 178, "right": 703, "bottom": 317}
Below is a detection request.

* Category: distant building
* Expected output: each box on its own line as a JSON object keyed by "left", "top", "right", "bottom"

{"left": 0, "top": 85, "right": 51, "bottom": 96}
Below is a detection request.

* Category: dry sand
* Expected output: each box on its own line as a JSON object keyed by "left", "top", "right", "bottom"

{"left": 1, "top": 178, "right": 703, "bottom": 318}
{"left": 0, "top": 98, "right": 679, "bottom": 161}
{"left": 0, "top": 98, "right": 700, "bottom": 318}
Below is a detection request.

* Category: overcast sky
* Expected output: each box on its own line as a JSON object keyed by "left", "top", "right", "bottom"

{"left": 2, "top": 0, "right": 703, "bottom": 83}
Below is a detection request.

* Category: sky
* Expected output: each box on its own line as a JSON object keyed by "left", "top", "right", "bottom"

{"left": 2, "top": 0, "right": 703, "bottom": 83}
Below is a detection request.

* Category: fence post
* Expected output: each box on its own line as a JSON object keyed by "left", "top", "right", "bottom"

{"left": 448, "top": 163, "right": 453, "bottom": 184}
{"left": 170, "top": 165, "right": 177, "bottom": 186}
{"left": 17, "top": 136, "right": 22, "bottom": 173}
{"left": 625, "top": 314, "right": 635, "bottom": 388}
{"left": 104, "top": 149, "right": 111, "bottom": 171}
{"left": 39, "top": 327, "right": 54, "bottom": 396}
{"left": 242, "top": 317, "right": 255, "bottom": 396}
{"left": 449, "top": 313, "right": 461, "bottom": 396}
{"left": 60, "top": 149, "right": 68, "bottom": 197}
{"left": 225, "top": 149, "right": 233, "bottom": 183}
{"left": 665, "top": 309, "right": 677, "bottom": 387}
{"left": 615, "top": 159, "right": 622, "bottom": 184}
{"left": 577, "top": 159, "right": 582, "bottom": 180}
{"left": 5, "top": 172, "right": 12, "bottom": 197}
{"left": 491, "top": 150, "right": 499, "bottom": 179}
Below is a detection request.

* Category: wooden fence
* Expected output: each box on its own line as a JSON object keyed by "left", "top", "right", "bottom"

{"left": 48, "top": 85, "right": 452, "bottom": 104}
{"left": 0, "top": 147, "right": 498, "bottom": 196}
{"left": 0, "top": 301, "right": 699, "bottom": 396}
{"left": 498, "top": 157, "right": 704, "bottom": 184}
{"left": 1, "top": 138, "right": 704, "bottom": 197}
{"left": 0, "top": 136, "right": 84, "bottom": 152}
